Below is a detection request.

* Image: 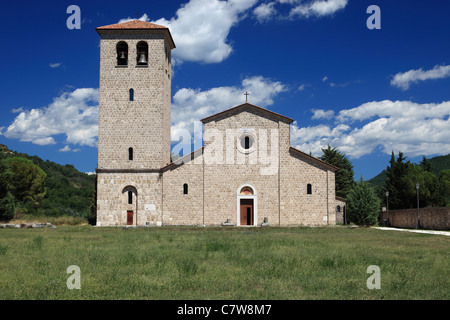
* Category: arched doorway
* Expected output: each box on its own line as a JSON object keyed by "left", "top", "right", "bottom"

{"left": 236, "top": 184, "right": 257, "bottom": 226}
{"left": 122, "top": 186, "right": 137, "bottom": 225}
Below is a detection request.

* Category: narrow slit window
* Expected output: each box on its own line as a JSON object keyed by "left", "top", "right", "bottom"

{"left": 129, "top": 88, "right": 134, "bottom": 101}
{"left": 307, "top": 184, "right": 312, "bottom": 195}
{"left": 244, "top": 136, "right": 250, "bottom": 149}
{"left": 129, "top": 147, "right": 133, "bottom": 161}
{"left": 128, "top": 191, "right": 133, "bottom": 204}
{"left": 183, "top": 183, "right": 188, "bottom": 195}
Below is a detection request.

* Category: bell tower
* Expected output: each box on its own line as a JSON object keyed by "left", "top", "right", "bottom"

{"left": 96, "top": 20, "right": 175, "bottom": 170}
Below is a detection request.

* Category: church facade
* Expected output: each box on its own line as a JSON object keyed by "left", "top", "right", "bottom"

{"left": 95, "top": 20, "right": 345, "bottom": 227}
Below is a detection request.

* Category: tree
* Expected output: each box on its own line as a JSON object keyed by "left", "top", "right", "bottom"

{"left": 439, "top": 169, "right": 450, "bottom": 206}
{"left": 0, "top": 160, "right": 15, "bottom": 220}
{"left": 88, "top": 174, "right": 97, "bottom": 225}
{"left": 420, "top": 156, "right": 433, "bottom": 173}
{"left": 406, "top": 165, "right": 446, "bottom": 208}
{"left": 384, "top": 151, "right": 411, "bottom": 209}
{"left": 384, "top": 152, "right": 446, "bottom": 209}
{"left": 4, "top": 157, "right": 46, "bottom": 210}
{"left": 319, "top": 145, "right": 355, "bottom": 199}
{"left": 346, "top": 178, "right": 380, "bottom": 226}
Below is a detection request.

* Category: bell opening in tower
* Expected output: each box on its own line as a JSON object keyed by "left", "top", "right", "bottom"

{"left": 137, "top": 41, "right": 148, "bottom": 65}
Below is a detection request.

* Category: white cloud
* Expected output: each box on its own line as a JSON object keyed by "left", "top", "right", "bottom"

{"left": 3, "top": 88, "right": 99, "bottom": 148}
{"left": 171, "top": 75, "right": 286, "bottom": 141}
{"left": 311, "top": 108, "right": 334, "bottom": 120}
{"left": 119, "top": 0, "right": 347, "bottom": 64}
{"left": 253, "top": 2, "right": 277, "bottom": 22}
{"left": 11, "top": 107, "right": 24, "bottom": 113}
{"left": 59, "top": 145, "right": 81, "bottom": 152}
{"left": 292, "top": 100, "right": 450, "bottom": 159}
{"left": 322, "top": 75, "right": 328, "bottom": 82}
{"left": 391, "top": 64, "right": 450, "bottom": 90}
{"left": 290, "top": 0, "right": 348, "bottom": 18}
{"left": 252, "top": 0, "right": 348, "bottom": 22}
{"left": 59, "top": 145, "right": 71, "bottom": 152}
{"left": 150, "top": 0, "right": 258, "bottom": 64}
{"left": 49, "top": 62, "right": 62, "bottom": 68}
{"left": 118, "top": 13, "right": 150, "bottom": 24}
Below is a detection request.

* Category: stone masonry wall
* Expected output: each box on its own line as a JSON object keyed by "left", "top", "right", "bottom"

{"left": 96, "top": 172, "right": 163, "bottom": 226}
{"left": 97, "top": 30, "right": 172, "bottom": 171}
{"left": 162, "top": 160, "right": 204, "bottom": 226}
{"left": 280, "top": 150, "right": 335, "bottom": 226}
{"left": 202, "top": 108, "right": 281, "bottom": 226}
{"left": 381, "top": 207, "right": 450, "bottom": 230}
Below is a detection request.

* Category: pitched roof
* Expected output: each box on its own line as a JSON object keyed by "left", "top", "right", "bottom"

{"left": 289, "top": 147, "right": 339, "bottom": 171}
{"left": 200, "top": 103, "right": 294, "bottom": 124}
{"left": 96, "top": 20, "right": 175, "bottom": 49}
{"left": 97, "top": 20, "right": 167, "bottom": 30}
{"left": 161, "top": 147, "right": 204, "bottom": 172}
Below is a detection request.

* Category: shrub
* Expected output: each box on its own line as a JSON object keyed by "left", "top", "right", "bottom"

{"left": 347, "top": 178, "right": 380, "bottom": 226}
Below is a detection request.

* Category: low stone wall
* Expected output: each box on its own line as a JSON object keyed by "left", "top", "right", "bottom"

{"left": 0, "top": 223, "right": 56, "bottom": 229}
{"left": 381, "top": 207, "right": 450, "bottom": 230}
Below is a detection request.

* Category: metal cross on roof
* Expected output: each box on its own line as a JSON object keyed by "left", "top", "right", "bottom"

{"left": 244, "top": 91, "right": 249, "bottom": 102}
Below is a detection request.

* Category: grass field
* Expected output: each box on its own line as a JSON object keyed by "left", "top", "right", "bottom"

{"left": 0, "top": 225, "right": 448, "bottom": 300}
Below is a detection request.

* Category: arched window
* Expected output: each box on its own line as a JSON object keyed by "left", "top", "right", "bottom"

{"left": 307, "top": 184, "right": 312, "bottom": 195}
{"left": 128, "top": 147, "right": 133, "bottom": 161}
{"left": 136, "top": 41, "right": 148, "bottom": 65}
{"left": 116, "top": 41, "right": 128, "bottom": 66}
{"left": 240, "top": 186, "right": 254, "bottom": 195}
{"left": 336, "top": 206, "right": 341, "bottom": 213}
{"left": 129, "top": 88, "right": 134, "bottom": 101}
{"left": 122, "top": 186, "right": 137, "bottom": 206}
{"left": 183, "top": 183, "right": 188, "bottom": 195}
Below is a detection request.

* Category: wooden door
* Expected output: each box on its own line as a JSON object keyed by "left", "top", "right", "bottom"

{"left": 127, "top": 210, "right": 133, "bottom": 225}
{"left": 240, "top": 199, "right": 253, "bottom": 226}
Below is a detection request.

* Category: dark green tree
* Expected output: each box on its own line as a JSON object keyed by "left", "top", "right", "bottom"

{"left": 346, "top": 178, "right": 380, "bottom": 225}
{"left": 406, "top": 165, "right": 446, "bottom": 208}
{"left": 88, "top": 174, "right": 97, "bottom": 225}
{"left": 0, "top": 160, "right": 15, "bottom": 220}
{"left": 385, "top": 152, "right": 446, "bottom": 209}
{"left": 384, "top": 151, "right": 411, "bottom": 209}
{"left": 319, "top": 145, "right": 355, "bottom": 199}
{"left": 4, "top": 157, "right": 46, "bottom": 210}
{"left": 420, "top": 156, "right": 433, "bottom": 173}
{"left": 439, "top": 169, "right": 450, "bottom": 206}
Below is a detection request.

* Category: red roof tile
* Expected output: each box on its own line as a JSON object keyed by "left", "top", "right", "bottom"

{"left": 96, "top": 20, "right": 175, "bottom": 49}
{"left": 96, "top": 20, "right": 168, "bottom": 30}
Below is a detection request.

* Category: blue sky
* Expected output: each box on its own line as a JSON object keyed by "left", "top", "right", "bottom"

{"left": 0, "top": 0, "right": 449, "bottom": 179}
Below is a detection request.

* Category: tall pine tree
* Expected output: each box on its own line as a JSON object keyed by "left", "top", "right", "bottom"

{"left": 384, "top": 151, "right": 411, "bottom": 209}
{"left": 319, "top": 145, "right": 355, "bottom": 199}
{"left": 420, "top": 156, "right": 433, "bottom": 173}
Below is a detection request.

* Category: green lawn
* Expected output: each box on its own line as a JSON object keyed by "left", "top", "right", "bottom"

{"left": 0, "top": 225, "right": 448, "bottom": 300}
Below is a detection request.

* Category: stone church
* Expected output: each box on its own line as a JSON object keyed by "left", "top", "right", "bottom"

{"left": 95, "top": 20, "right": 345, "bottom": 227}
